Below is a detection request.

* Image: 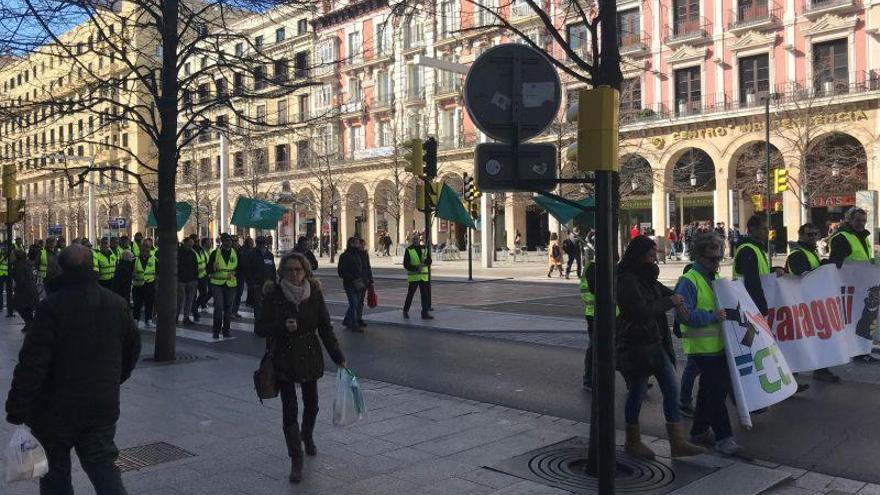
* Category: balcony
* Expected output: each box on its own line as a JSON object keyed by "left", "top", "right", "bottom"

{"left": 371, "top": 93, "right": 394, "bottom": 112}
{"left": 567, "top": 47, "right": 593, "bottom": 64}
{"left": 435, "top": 78, "right": 461, "bottom": 98}
{"left": 339, "top": 98, "right": 364, "bottom": 117}
{"left": 404, "top": 87, "right": 426, "bottom": 106}
{"left": 402, "top": 32, "right": 425, "bottom": 54}
{"left": 802, "top": 0, "right": 859, "bottom": 18}
{"left": 619, "top": 32, "right": 651, "bottom": 57}
{"left": 729, "top": 3, "right": 780, "bottom": 33}
{"left": 664, "top": 17, "right": 711, "bottom": 47}
{"left": 511, "top": 2, "right": 537, "bottom": 19}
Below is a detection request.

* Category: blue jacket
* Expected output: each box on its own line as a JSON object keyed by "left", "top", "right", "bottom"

{"left": 674, "top": 262, "right": 721, "bottom": 328}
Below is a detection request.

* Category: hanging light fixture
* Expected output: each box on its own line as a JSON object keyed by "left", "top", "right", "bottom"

{"left": 756, "top": 168, "right": 764, "bottom": 183}
{"left": 630, "top": 177, "right": 638, "bottom": 191}
{"left": 831, "top": 161, "right": 840, "bottom": 177}
{"left": 689, "top": 171, "right": 697, "bottom": 187}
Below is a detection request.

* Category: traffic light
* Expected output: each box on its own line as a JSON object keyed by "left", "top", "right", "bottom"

{"left": 416, "top": 183, "right": 426, "bottom": 211}
{"left": 423, "top": 137, "right": 438, "bottom": 179}
{"left": 566, "top": 87, "right": 620, "bottom": 172}
{"left": 463, "top": 173, "right": 474, "bottom": 201}
{"left": 469, "top": 201, "right": 480, "bottom": 219}
{"left": 425, "top": 181, "right": 439, "bottom": 208}
{"left": 773, "top": 168, "right": 788, "bottom": 194}
{"left": 2, "top": 164, "right": 16, "bottom": 200}
{"left": 415, "top": 182, "right": 439, "bottom": 211}
{"left": 403, "top": 138, "right": 423, "bottom": 177}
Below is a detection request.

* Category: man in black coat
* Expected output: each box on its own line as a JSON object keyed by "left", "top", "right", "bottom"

{"left": 177, "top": 236, "right": 199, "bottom": 325}
{"left": 6, "top": 245, "right": 141, "bottom": 494}
{"left": 356, "top": 238, "right": 374, "bottom": 328}
{"left": 248, "top": 236, "right": 276, "bottom": 316}
{"left": 338, "top": 237, "right": 366, "bottom": 332}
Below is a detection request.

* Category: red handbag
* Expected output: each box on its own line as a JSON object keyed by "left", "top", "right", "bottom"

{"left": 367, "top": 284, "right": 378, "bottom": 308}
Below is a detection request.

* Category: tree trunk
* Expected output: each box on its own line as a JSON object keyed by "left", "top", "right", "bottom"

{"left": 154, "top": 0, "right": 180, "bottom": 362}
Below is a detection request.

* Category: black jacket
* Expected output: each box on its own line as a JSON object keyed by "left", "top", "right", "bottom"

{"left": 177, "top": 246, "right": 199, "bottom": 283}
{"left": 734, "top": 237, "right": 769, "bottom": 316}
{"left": 616, "top": 269, "right": 676, "bottom": 379}
{"left": 6, "top": 273, "right": 141, "bottom": 428}
{"left": 11, "top": 258, "right": 39, "bottom": 310}
{"left": 111, "top": 258, "right": 135, "bottom": 300}
{"left": 293, "top": 246, "right": 318, "bottom": 271}
{"left": 249, "top": 249, "right": 276, "bottom": 286}
{"left": 337, "top": 248, "right": 366, "bottom": 290}
{"left": 255, "top": 280, "right": 345, "bottom": 383}
{"left": 786, "top": 242, "right": 824, "bottom": 276}
{"left": 403, "top": 244, "right": 430, "bottom": 273}
{"left": 358, "top": 249, "right": 373, "bottom": 283}
{"left": 829, "top": 224, "right": 873, "bottom": 268}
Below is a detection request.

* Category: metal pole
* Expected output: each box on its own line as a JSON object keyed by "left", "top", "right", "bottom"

{"left": 594, "top": 170, "right": 616, "bottom": 494}
{"left": 219, "top": 133, "right": 229, "bottom": 234}
{"left": 468, "top": 224, "right": 473, "bottom": 281}
{"left": 765, "top": 96, "right": 772, "bottom": 265}
{"left": 87, "top": 180, "right": 95, "bottom": 245}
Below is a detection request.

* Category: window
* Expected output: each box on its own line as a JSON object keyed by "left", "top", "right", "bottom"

{"left": 255, "top": 35, "right": 264, "bottom": 50}
{"left": 566, "top": 23, "right": 589, "bottom": 59}
{"left": 256, "top": 104, "right": 267, "bottom": 124}
{"left": 673, "top": 0, "right": 700, "bottom": 36}
{"left": 674, "top": 66, "right": 701, "bottom": 115}
{"left": 376, "top": 71, "right": 391, "bottom": 104}
{"left": 349, "top": 126, "right": 363, "bottom": 157}
{"left": 736, "top": 0, "right": 769, "bottom": 24}
{"left": 298, "top": 94, "right": 309, "bottom": 121}
{"left": 277, "top": 99, "right": 288, "bottom": 124}
{"left": 347, "top": 32, "right": 362, "bottom": 63}
{"left": 406, "top": 112, "right": 422, "bottom": 138}
{"left": 275, "top": 144, "right": 289, "bottom": 171}
{"left": 215, "top": 78, "right": 227, "bottom": 97}
{"left": 233, "top": 73, "right": 244, "bottom": 95}
{"left": 216, "top": 114, "right": 228, "bottom": 129}
{"left": 235, "top": 43, "right": 244, "bottom": 57}
{"left": 440, "top": 1, "right": 457, "bottom": 37}
{"left": 276, "top": 27, "right": 286, "bottom": 43}
{"left": 122, "top": 133, "right": 129, "bottom": 147}
{"left": 234, "top": 151, "right": 245, "bottom": 176}
{"left": 439, "top": 109, "right": 456, "bottom": 147}
{"left": 404, "top": 18, "right": 424, "bottom": 49}
{"left": 620, "top": 77, "right": 642, "bottom": 117}
{"left": 274, "top": 59, "right": 288, "bottom": 82}
{"left": 407, "top": 65, "right": 422, "bottom": 95}
{"left": 199, "top": 157, "right": 211, "bottom": 176}
{"left": 184, "top": 62, "right": 191, "bottom": 75}
{"left": 198, "top": 83, "right": 210, "bottom": 103}
{"left": 296, "top": 140, "right": 309, "bottom": 167}
{"left": 738, "top": 54, "right": 769, "bottom": 104}
{"left": 378, "top": 120, "right": 392, "bottom": 147}
{"left": 294, "top": 52, "right": 309, "bottom": 78}
{"left": 253, "top": 148, "right": 268, "bottom": 172}
{"left": 297, "top": 19, "right": 308, "bottom": 35}
{"left": 813, "top": 39, "right": 848, "bottom": 94}
{"left": 618, "top": 9, "right": 640, "bottom": 48}
{"left": 253, "top": 65, "right": 267, "bottom": 90}
{"left": 200, "top": 56, "right": 207, "bottom": 69}
{"left": 348, "top": 78, "right": 362, "bottom": 102}
{"left": 316, "top": 84, "right": 332, "bottom": 109}
{"left": 376, "top": 22, "right": 390, "bottom": 56}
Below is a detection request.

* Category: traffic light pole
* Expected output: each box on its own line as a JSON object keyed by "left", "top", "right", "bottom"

{"left": 765, "top": 95, "right": 773, "bottom": 265}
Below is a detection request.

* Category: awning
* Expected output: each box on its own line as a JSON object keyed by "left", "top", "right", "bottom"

{"left": 533, "top": 195, "right": 594, "bottom": 227}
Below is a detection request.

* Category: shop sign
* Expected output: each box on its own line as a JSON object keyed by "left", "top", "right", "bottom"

{"left": 811, "top": 194, "right": 855, "bottom": 208}
{"left": 621, "top": 198, "right": 652, "bottom": 210}
{"left": 682, "top": 195, "right": 714, "bottom": 207}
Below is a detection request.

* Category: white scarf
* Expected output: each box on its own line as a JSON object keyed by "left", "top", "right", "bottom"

{"left": 280, "top": 278, "right": 310, "bottom": 307}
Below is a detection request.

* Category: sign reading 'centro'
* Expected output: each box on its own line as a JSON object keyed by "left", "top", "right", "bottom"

{"left": 649, "top": 109, "right": 869, "bottom": 149}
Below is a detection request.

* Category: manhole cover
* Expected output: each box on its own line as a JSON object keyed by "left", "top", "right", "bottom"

{"left": 115, "top": 442, "right": 195, "bottom": 472}
{"left": 488, "top": 437, "right": 716, "bottom": 494}
{"left": 139, "top": 352, "right": 217, "bottom": 367}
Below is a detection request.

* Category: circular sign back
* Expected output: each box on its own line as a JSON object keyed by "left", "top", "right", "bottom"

{"left": 464, "top": 43, "right": 562, "bottom": 144}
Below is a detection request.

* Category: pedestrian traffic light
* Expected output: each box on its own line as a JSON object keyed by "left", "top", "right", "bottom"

{"left": 469, "top": 201, "right": 479, "bottom": 219}
{"left": 423, "top": 137, "right": 438, "bottom": 179}
{"left": 403, "top": 138, "right": 423, "bottom": 177}
{"left": 773, "top": 168, "right": 788, "bottom": 194}
{"left": 463, "top": 173, "right": 474, "bottom": 201}
{"left": 416, "top": 183, "right": 426, "bottom": 211}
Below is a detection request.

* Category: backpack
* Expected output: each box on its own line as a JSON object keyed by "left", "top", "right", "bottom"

{"left": 562, "top": 238, "right": 574, "bottom": 253}
{"left": 552, "top": 244, "right": 561, "bottom": 259}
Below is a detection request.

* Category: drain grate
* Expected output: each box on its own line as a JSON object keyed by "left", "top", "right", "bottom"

{"left": 488, "top": 437, "right": 716, "bottom": 494}
{"left": 115, "top": 442, "right": 195, "bottom": 472}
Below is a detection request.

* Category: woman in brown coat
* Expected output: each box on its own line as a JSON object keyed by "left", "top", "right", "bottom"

{"left": 256, "top": 252, "right": 346, "bottom": 483}
{"left": 547, "top": 232, "right": 564, "bottom": 278}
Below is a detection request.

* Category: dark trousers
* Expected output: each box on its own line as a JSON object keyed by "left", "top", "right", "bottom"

{"left": 176, "top": 281, "right": 197, "bottom": 322}
{"left": 132, "top": 283, "right": 155, "bottom": 323}
{"left": 403, "top": 280, "right": 430, "bottom": 314}
{"left": 212, "top": 285, "right": 236, "bottom": 336}
{"left": 691, "top": 355, "right": 733, "bottom": 442}
{"left": 195, "top": 277, "right": 211, "bottom": 312}
{"left": 279, "top": 380, "right": 319, "bottom": 458}
{"left": 0, "top": 275, "right": 6, "bottom": 311}
{"left": 98, "top": 279, "right": 113, "bottom": 291}
{"left": 583, "top": 315, "right": 594, "bottom": 385}
{"left": 343, "top": 287, "right": 365, "bottom": 327}
{"left": 233, "top": 281, "right": 245, "bottom": 314}
{"left": 3, "top": 275, "right": 11, "bottom": 316}
{"left": 18, "top": 307, "right": 34, "bottom": 331}
{"left": 32, "top": 423, "right": 127, "bottom": 495}
{"left": 566, "top": 254, "right": 582, "bottom": 277}
{"left": 680, "top": 355, "right": 701, "bottom": 406}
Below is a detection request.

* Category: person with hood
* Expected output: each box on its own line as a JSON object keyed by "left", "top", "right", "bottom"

{"left": 10, "top": 248, "right": 39, "bottom": 332}
{"left": 616, "top": 235, "right": 704, "bottom": 460}
{"left": 293, "top": 236, "right": 318, "bottom": 271}
{"left": 338, "top": 237, "right": 367, "bottom": 332}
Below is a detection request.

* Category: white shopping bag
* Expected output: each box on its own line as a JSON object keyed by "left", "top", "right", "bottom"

{"left": 332, "top": 368, "right": 366, "bottom": 427}
{"left": 5, "top": 427, "right": 49, "bottom": 482}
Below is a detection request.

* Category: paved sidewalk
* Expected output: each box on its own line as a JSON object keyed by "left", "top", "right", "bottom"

{"left": 1, "top": 325, "right": 876, "bottom": 495}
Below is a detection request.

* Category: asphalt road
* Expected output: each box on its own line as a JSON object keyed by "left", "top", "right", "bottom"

{"left": 163, "top": 272, "right": 880, "bottom": 484}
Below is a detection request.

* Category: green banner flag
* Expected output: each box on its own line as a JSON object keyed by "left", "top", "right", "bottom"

{"left": 533, "top": 195, "right": 594, "bottom": 227}
{"left": 147, "top": 202, "right": 192, "bottom": 231}
{"left": 230, "top": 196, "right": 286, "bottom": 229}
{"left": 434, "top": 183, "right": 476, "bottom": 229}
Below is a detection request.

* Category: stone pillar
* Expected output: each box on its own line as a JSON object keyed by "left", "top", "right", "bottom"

{"left": 782, "top": 156, "right": 803, "bottom": 248}
{"left": 651, "top": 176, "right": 668, "bottom": 236}
{"left": 367, "top": 196, "right": 377, "bottom": 253}
{"left": 504, "top": 193, "right": 526, "bottom": 250}
{"left": 713, "top": 176, "right": 730, "bottom": 230}
{"left": 480, "top": 193, "right": 493, "bottom": 268}
{"left": 339, "top": 204, "right": 350, "bottom": 246}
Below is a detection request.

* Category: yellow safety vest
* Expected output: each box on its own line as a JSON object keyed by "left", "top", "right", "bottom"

{"left": 39, "top": 249, "right": 48, "bottom": 278}
{"left": 93, "top": 250, "right": 118, "bottom": 281}
{"left": 579, "top": 262, "right": 594, "bottom": 317}
{"left": 406, "top": 247, "right": 429, "bottom": 282}
{"left": 132, "top": 242, "right": 141, "bottom": 257}
{"left": 209, "top": 248, "right": 238, "bottom": 287}
{"left": 679, "top": 269, "right": 723, "bottom": 355}
{"left": 195, "top": 249, "right": 207, "bottom": 279}
{"left": 785, "top": 246, "right": 820, "bottom": 272}
{"left": 133, "top": 255, "right": 157, "bottom": 287}
{"left": 733, "top": 242, "right": 770, "bottom": 279}
{"left": 0, "top": 254, "right": 7, "bottom": 277}
{"left": 832, "top": 231, "right": 873, "bottom": 263}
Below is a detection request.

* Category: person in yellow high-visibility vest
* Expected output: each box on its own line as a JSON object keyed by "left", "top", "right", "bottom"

{"left": 207, "top": 233, "right": 238, "bottom": 339}
{"left": 674, "top": 233, "right": 744, "bottom": 456}
{"left": 402, "top": 234, "right": 431, "bottom": 319}
{"left": 132, "top": 238, "right": 157, "bottom": 327}
{"left": 830, "top": 207, "right": 878, "bottom": 363}
{"left": 92, "top": 237, "right": 118, "bottom": 290}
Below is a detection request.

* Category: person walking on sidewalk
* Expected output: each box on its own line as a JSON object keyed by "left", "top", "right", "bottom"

{"left": 6, "top": 244, "right": 141, "bottom": 495}
{"left": 208, "top": 233, "right": 238, "bottom": 339}
{"left": 338, "top": 237, "right": 368, "bottom": 332}
{"left": 547, "top": 232, "right": 564, "bottom": 278}
{"left": 232, "top": 236, "right": 251, "bottom": 317}
{"left": 675, "top": 233, "right": 743, "bottom": 456}
{"left": 256, "top": 252, "right": 346, "bottom": 483}
{"left": 293, "top": 236, "right": 319, "bottom": 270}
{"left": 563, "top": 231, "right": 582, "bottom": 279}
{"left": 403, "top": 234, "right": 433, "bottom": 319}
{"left": 177, "top": 236, "right": 199, "bottom": 325}
{"left": 616, "top": 236, "right": 705, "bottom": 460}
{"left": 786, "top": 223, "right": 842, "bottom": 382}
{"left": 248, "top": 236, "right": 277, "bottom": 319}
{"left": 132, "top": 239, "right": 157, "bottom": 328}
{"left": 357, "top": 238, "right": 373, "bottom": 329}
{"left": 580, "top": 260, "right": 596, "bottom": 391}
{"left": 10, "top": 248, "right": 39, "bottom": 332}
{"left": 194, "top": 237, "right": 213, "bottom": 318}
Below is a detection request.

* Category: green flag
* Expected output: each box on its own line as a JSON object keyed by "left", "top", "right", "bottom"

{"left": 533, "top": 195, "right": 594, "bottom": 227}
{"left": 230, "top": 196, "right": 286, "bottom": 229}
{"left": 147, "top": 202, "right": 192, "bottom": 231}
{"left": 434, "top": 183, "right": 476, "bottom": 229}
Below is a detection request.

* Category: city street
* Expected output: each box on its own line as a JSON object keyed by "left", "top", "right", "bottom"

{"left": 3, "top": 262, "right": 877, "bottom": 494}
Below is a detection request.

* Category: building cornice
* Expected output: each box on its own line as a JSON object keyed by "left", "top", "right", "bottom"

{"left": 312, "top": 0, "right": 389, "bottom": 31}
{"left": 801, "top": 14, "right": 859, "bottom": 38}
{"left": 728, "top": 30, "right": 778, "bottom": 52}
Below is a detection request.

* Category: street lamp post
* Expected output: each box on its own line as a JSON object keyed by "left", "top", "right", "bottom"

{"left": 763, "top": 93, "right": 778, "bottom": 264}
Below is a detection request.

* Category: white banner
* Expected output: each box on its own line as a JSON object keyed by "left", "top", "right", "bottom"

{"left": 713, "top": 261, "right": 880, "bottom": 427}
{"left": 715, "top": 280, "right": 798, "bottom": 429}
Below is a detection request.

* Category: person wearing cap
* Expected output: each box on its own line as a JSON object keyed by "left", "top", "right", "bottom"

{"left": 132, "top": 238, "right": 157, "bottom": 327}
{"left": 402, "top": 233, "right": 432, "bottom": 319}
{"left": 93, "top": 237, "right": 118, "bottom": 291}
{"left": 207, "top": 233, "right": 238, "bottom": 339}
{"left": 194, "top": 237, "right": 213, "bottom": 318}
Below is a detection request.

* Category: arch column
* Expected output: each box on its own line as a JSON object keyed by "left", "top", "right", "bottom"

{"left": 714, "top": 172, "right": 730, "bottom": 231}
{"left": 783, "top": 154, "right": 804, "bottom": 246}
{"left": 651, "top": 168, "right": 668, "bottom": 235}
{"left": 367, "top": 196, "right": 377, "bottom": 252}
{"left": 339, "top": 204, "right": 350, "bottom": 247}
{"left": 504, "top": 193, "right": 526, "bottom": 250}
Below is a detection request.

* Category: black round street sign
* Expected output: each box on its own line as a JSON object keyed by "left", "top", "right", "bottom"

{"left": 464, "top": 43, "right": 562, "bottom": 144}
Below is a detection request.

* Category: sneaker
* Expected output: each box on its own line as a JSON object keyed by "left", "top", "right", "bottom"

{"left": 715, "top": 437, "right": 744, "bottom": 456}
{"left": 421, "top": 312, "right": 434, "bottom": 320}
{"left": 402, "top": 311, "right": 409, "bottom": 319}
{"left": 690, "top": 430, "right": 715, "bottom": 445}
{"left": 813, "top": 369, "right": 842, "bottom": 383}
{"left": 679, "top": 403, "right": 695, "bottom": 418}
{"left": 144, "top": 321, "right": 154, "bottom": 328}
{"left": 182, "top": 318, "right": 193, "bottom": 326}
